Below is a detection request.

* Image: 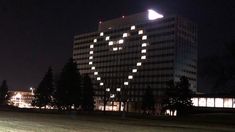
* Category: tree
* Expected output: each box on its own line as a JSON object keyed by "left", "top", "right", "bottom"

{"left": 141, "top": 86, "right": 155, "bottom": 115}
{"left": 32, "top": 67, "right": 54, "bottom": 108}
{"left": 120, "top": 87, "right": 129, "bottom": 118}
{"left": 176, "top": 76, "right": 193, "bottom": 115}
{"left": 162, "top": 76, "right": 193, "bottom": 116}
{"left": 54, "top": 58, "right": 81, "bottom": 110}
{"left": 226, "top": 39, "right": 235, "bottom": 59}
{"left": 81, "top": 74, "right": 94, "bottom": 111}
{"left": 226, "top": 40, "right": 235, "bottom": 94}
{"left": 102, "top": 87, "right": 109, "bottom": 114}
{"left": 199, "top": 40, "right": 235, "bottom": 94}
{"left": 0, "top": 80, "right": 8, "bottom": 104}
{"left": 161, "top": 80, "right": 178, "bottom": 113}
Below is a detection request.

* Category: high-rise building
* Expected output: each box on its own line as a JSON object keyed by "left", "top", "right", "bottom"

{"left": 73, "top": 9, "right": 197, "bottom": 111}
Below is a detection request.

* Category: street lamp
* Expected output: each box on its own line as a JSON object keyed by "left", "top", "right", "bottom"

{"left": 29, "top": 87, "right": 34, "bottom": 95}
{"left": 103, "top": 87, "right": 110, "bottom": 112}
{"left": 116, "top": 88, "right": 122, "bottom": 111}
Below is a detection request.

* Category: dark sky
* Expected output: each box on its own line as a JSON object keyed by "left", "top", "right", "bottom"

{"left": 0, "top": 0, "right": 234, "bottom": 91}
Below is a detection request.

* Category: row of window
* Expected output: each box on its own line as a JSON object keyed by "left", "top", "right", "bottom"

{"left": 147, "top": 24, "right": 175, "bottom": 32}
{"left": 137, "top": 17, "right": 176, "bottom": 29}
{"left": 74, "top": 32, "right": 97, "bottom": 40}
{"left": 175, "top": 74, "right": 196, "bottom": 81}
{"left": 88, "top": 70, "right": 173, "bottom": 76}
{"left": 74, "top": 38, "right": 175, "bottom": 51}
{"left": 76, "top": 60, "right": 174, "bottom": 67}
{"left": 74, "top": 29, "right": 174, "bottom": 47}
{"left": 182, "top": 69, "right": 197, "bottom": 75}
{"left": 73, "top": 46, "right": 174, "bottom": 57}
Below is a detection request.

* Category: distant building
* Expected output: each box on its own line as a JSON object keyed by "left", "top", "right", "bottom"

{"left": 192, "top": 95, "right": 235, "bottom": 108}
{"left": 73, "top": 9, "right": 197, "bottom": 112}
{"left": 8, "top": 90, "right": 34, "bottom": 108}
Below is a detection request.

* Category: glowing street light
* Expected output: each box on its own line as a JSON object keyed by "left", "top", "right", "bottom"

{"left": 29, "top": 87, "right": 34, "bottom": 95}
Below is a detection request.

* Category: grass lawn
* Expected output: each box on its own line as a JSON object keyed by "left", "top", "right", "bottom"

{"left": 0, "top": 111, "right": 234, "bottom": 132}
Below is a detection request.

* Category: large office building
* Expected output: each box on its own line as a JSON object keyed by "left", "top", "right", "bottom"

{"left": 73, "top": 9, "right": 197, "bottom": 111}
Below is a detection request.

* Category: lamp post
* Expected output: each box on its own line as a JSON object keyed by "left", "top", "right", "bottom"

{"left": 110, "top": 93, "right": 115, "bottom": 111}
{"left": 29, "top": 87, "right": 34, "bottom": 95}
{"left": 116, "top": 88, "right": 121, "bottom": 111}
{"left": 121, "top": 87, "right": 128, "bottom": 118}
{"left": 103, "top": 87, "right": 110, "bottom": 113}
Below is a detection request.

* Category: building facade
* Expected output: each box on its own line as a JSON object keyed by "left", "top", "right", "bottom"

{"left": 8, "top": 90, "right": 34, "bottom": 108}
{"left": 73, "top": 10, "right": 197, "bottom": 111}
{"left": 192, "top": 95, "right": 235, "bottom": 108}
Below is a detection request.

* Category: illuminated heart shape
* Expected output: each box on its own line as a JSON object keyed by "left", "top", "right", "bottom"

{"left": 88, "top": 25, "right": 149, "bottom": 96}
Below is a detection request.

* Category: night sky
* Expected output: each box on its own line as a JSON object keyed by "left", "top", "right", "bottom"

{"left": 0, "top": 0, "right": 234, "bottom": 91}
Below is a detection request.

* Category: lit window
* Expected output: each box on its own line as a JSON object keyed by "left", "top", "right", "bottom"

{"left": 113, "top": 47, "right": 118, "bottom": 51}
{"left": 116, "top": 88, "right": 121, "bottom": 92}
{"left": 173, "top": 110, "right": 177, "bottom": 116}
{"left": 142, "top": 43, "right": 147, "bottom": 47}
{"left": 100, "top": 32, "right": 104, "bottom": 36}
{"left": 97, "top": 77, "right": 101, "bottom": 80}
{"left": 215, "top": 98, "right": 223, "bottom": 107}
{"left": 90, "top": 45, "right": 94, "bottom": 49}
{"left": 141, "top": 56, "right": 146, "bottom": 60}
{"left": 105, "top": 36, "right": 110, "bottom": 41}
{"left": 198, "top": 98, "right": 206, "bottom": 107}
{"left": 89, "top": 61, "right": 93, "bottom": 65}
{"left": 94, "top": 72, "right": 98, "bottom": 75}
{"left": 142, "top": 35, "right": 147, "bottom": 40}
{"left": 109, "top": 41, "right": 113, "bottom": 46}
{"left": 110, "top": 94, "right": 115, "bottom": 98}
{"left": 138, "top": 30, "right": 143, "bottom": 34}
{"left": 132, "top": 69, "right": 137, "bottom": 73}
{"left": 141, "top": 49, "right": 146, "bottom": 53}
{"left": 100, "top": 82, "right": 104, "bottom": 86}
{"left": 118, "top": 39, "right": 124, "bottom": 44}
{"left": 124, "top": 82, "right": 129, "bottom": 85}
{"left": 191, "top": 98, "right": 198, "bottom": 106}
{"left": 166, "top": 109, "right": 170, "bottom": 115}
{"left": 123, "top": 33, "right": 128, "bottom": 37}
{"left": 137, "top": 62, "right": 142, "bottom": 66}
{"left": 89, "top": 51, "right": 93, "bottom": 54}
{"left": 128, "top": 75, "right": 133, "bottom": 79}
{"left": 91, "top": 66, "right": 95, "bottom": 70}
{"left": 233, "top": 99, "right": 235, "bottom": 108}
{"left": 224, "top": 98, "right": 232, "bottom": 108}
{"left": 207, "top": 98, "right": 214, "bottom": 107}
{"left": 131, "top": 25, "right": 135, "bottom": 30}
{"left": 89, "top": 56, "right": 93, "bottom": 59}
{"left": 106, "top": 88, "right": 110, "bottom": 92}
{"left": 119, "top": 47, "right": 123, "bottom": 50}
{"left": 93, "top": 39, "right": 97, "bottom": 43}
